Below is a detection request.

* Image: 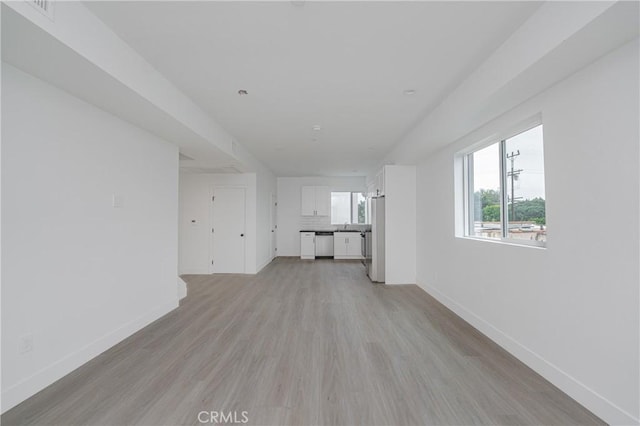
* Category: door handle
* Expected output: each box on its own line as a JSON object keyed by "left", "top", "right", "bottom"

{"left": 240, "top": 234, "right": 245, "bottom": 237}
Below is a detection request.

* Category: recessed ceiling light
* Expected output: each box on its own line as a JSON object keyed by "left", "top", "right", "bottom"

{"left": 312, "top": 125, "right": 322, "bottom": 131}
{"left": 403, "top": 89, "right": 417, "bottom": 96}
{"left": 238, "top": 89, "right": 248, "bottom": 95}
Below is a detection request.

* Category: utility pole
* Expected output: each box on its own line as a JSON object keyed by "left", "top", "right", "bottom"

{"left": 506, "top": 150, "right": 523, "bottom": 222}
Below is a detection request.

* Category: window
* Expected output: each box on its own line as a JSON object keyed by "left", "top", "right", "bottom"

{"left": 331, "top": 192, "right": 367, "bottom": 224}
{"left": 464, "top": 124, "right": 546, "bottom": 246}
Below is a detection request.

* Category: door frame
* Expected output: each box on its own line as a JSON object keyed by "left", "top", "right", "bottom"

{"left": 209, "top": 185, "right": 247, "bottom": 274}
{"left": 270, "top": 192, "right": 277, "bottom": 261}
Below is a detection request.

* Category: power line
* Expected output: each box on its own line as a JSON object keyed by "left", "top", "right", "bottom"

{"left": 506, "top": 150, "right": 523, "bottom": 222}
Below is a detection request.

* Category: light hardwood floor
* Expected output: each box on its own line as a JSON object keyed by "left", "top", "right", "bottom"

{"left": 3, "top": 258, "right": 604, "bottom": 425}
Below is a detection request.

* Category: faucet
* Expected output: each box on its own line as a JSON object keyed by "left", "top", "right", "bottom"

{"left": 344, "top": 222, "right": 348, "bottom": 230}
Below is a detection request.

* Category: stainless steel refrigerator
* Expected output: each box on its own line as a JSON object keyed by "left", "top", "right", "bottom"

{"left": 366, "top": 196, "right": 385, "bottom": 283}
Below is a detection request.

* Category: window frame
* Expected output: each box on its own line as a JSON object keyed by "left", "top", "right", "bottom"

{"left": 330, "top": 191, "right": 368, "bottom": 225}
{"left": 461, "top": 119, "right": 546, "bottom": 248}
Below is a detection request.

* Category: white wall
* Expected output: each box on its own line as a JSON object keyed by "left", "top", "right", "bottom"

{"left": 179, "top": 172, "right": 261, "bottom": 274}
{"left": 255, "top": 168, "right": 277, "bottom": 271}
{"left": 277, "top": 177, "right": 366, "bottom": 256}
{"left": 1, "top": 64, "right": 180, "bottom": 411}
{"left": 0, "top": 7, "right": 4, "bottom": 414}
{"left": 415, "top": 40, "right": 639, "bottom": 425}
{"left": 384, "top": 166, "right": 416, "bottom": 285}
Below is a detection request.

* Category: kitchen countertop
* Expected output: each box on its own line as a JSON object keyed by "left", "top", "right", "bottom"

{"left": 299, "top": 229, "right": 367, "bottom": 233}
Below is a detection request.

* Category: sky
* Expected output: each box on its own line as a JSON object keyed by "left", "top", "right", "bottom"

{"left": 472, "top": 125, "right": 545, "bottom": 201}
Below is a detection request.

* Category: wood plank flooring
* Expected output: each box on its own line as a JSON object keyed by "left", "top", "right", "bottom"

{"left": 2, "top": 258, "right": 604, "bottom": 425}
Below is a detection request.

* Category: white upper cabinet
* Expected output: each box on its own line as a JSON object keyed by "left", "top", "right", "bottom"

{"left": 366, "top": 167, "right": 385, "bottom": 199}
{"left": 301, "top": 186, "right": 316, "bottom": 216}
{"left": 375, "top": 168, "right": 385, "bottom": 196}
{"left": 315, "top": 186, "right": 330, "bottom": 216}
{"left": 301, "top": 186, "right": 330, "bottom": 216}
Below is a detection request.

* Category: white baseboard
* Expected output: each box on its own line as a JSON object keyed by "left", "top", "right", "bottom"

{"left": 1, "top": 300, "right": 179, "bottom": 413}
{"left": 256, "top": 258, "right": 274, "bottom": 274}
{"left": 420, "top": 282, "right": 639, "bottom": 426}
{"left": 177, "top": 276, "right": 188, "bottom": 300}
{"left": 179, "top": 268, "right": 209, "bottom": 275}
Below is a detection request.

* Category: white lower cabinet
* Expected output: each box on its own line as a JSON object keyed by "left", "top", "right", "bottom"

{"left": 347, "top": 236, "right": 362, "bottom": 257}
{"left": 334, "top": 234, "right": 348, "bottom": 257}
{"left": 300, "top": 232, "right": 315, "bottom": 259}
{"left": 333, "top": 232, "right": 362, "bottom": 259}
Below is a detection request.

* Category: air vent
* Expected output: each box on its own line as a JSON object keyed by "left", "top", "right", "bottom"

{"left": 27, "top": 0, "right": 55, "bottom": 20}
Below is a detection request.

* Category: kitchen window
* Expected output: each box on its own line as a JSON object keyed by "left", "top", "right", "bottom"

{"left": 331, "top": 192, "right": 368, "bottom": 225}
{"left": 463, "top": 123, "right": 546, "bottom": 246}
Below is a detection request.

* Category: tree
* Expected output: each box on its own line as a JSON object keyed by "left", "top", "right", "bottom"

{"left": 474, "top": 190, "right": 546, "bottom": 224}
{"left": 482, "top": 204, "right": 500, "bottom": 222}
{"left": 477, "top": 189, "right": 500, "bottom": 208}
{"left": 533, "top": 217, "right": 546, "bottom": 226}
{"left": 512, "top": 198, "right": 545, "bottom": 221}
{"left": 358, "top": 199, "right": 366, "bottom": 224}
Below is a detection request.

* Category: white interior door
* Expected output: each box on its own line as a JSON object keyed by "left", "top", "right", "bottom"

{"left": 211, "top": 187, "right": 246, "bottom": 273}
{"left": 270, "top": 193, "right": 277, "bottom": 260}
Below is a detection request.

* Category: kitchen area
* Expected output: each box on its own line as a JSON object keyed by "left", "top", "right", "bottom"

{"left": 282, "top": 165, "right": 415, "bottom": 285}
{"left": 300, "top": 229, "right": 364, "bottom": 260}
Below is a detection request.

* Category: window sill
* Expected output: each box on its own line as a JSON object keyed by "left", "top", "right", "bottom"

{"left": 457, "top": 235, "right": 546, "bottom": 249}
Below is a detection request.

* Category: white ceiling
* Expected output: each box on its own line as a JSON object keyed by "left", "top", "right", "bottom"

{"left": 85, "top": 1, "right": 542, "bottom": 177}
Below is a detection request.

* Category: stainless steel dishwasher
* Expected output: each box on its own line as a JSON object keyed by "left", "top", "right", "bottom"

{"left": 315, "top": 231, "right": 334, "bottom": 258}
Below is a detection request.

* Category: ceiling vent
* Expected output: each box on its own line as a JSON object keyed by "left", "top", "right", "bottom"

{"left": 27, "top": 0, "right": 55, "bottom": 21}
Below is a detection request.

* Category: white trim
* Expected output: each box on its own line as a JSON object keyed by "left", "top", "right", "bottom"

{"left": 179, "top": 268, "right": 210, "bottom": 275}
{"left": 459, "top": 116, "right": 546, "bottom": 248}
{"left": 420, "top": 283, "right": 639, "bottom": 426}
{"left": 1, "top": 300, "right": 179, "bottom": 413}
{"left": 256, "top": 258, "right": 273, "bottom": 274}
{"left": 177, "top": 277, "right": 188, "bottom": 300}
{"left": 458, "top": 235, "right": 546, "bottom": 249}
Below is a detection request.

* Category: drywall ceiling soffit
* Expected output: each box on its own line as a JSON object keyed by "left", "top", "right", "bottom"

{"left": 383, "top": 1, "right": 640, "bottom": 166}
{"left": 84, "top": 1, "right": 543, "bottom": 177}
{"left": 179, "top": 166, "right": 243, "bottom": 174}
{"left": 1, "top": 4, "right": 244, "bottom": 172}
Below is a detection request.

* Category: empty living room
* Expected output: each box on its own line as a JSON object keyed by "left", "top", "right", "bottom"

{"left": 1, "top": 1, "right": 639, "bottom": 425}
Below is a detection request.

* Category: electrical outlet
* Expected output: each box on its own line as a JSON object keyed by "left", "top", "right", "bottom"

{"left": 112, "top": 194, "right": 123, "bottom": 208}
{"left": 19, "top": 334, "right": 34, "bottom": 354}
